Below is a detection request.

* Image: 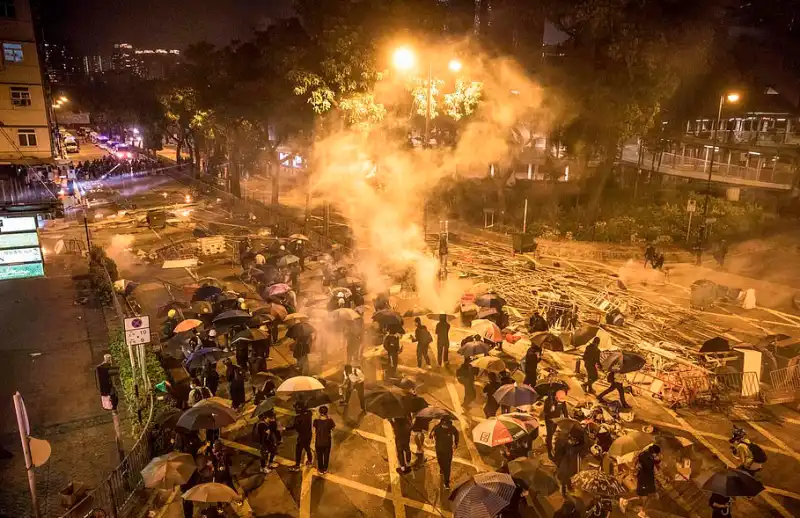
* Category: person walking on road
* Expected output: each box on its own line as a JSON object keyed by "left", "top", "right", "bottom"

{"left": 635, "top": 444, "right": 661, "bottom": 517}
{"left": 430, "top": 416, "right": 459, "bottom": 489}
{"left": 254, "top": 410, "right": 281, "bottom": 473}
{"left": 597, "top": 371, "right": 630, "bottom": 408}
{"left": 435, "top": 315, "right": 450, "bottom": 366}
{"left": 188, "top": 378, "right": 212, "bottom": 407}
{"left": 554, "top": 433, "right": 582, "bottom": 496}
{"left": 544, "top": 390, "right": 569, "bottom": 460}
{"left": 644, "top": 243, "right": 656, "bottom": 268}
{"left": 287, "top": 402, "right": 313, "bottom": 470}
{"left": 411, "top": 317, "right": 433, "bottom": 368}
{"left": 211, "top": 440, "right": 234, "bottom": 488}
{"left": 313, "top": 406, "right": 336, "bottom": 474}
{"left": 483, "top": 372, "right": 502, "bottom": 418}
{"left": 225, "top": 360, "right": 246, "bottom": 410}
{"left": 384, "top": 329, "right": 401, "bottom": 379}
{"left": 391, "top": 416, "right": 413, "bottom": 474}
{"left": 341, "top": 364, "right": 366, "bottom": 412}
{"left": 582, "top": 338, "right": 601, "bottom": 394}
{"left": 411, "top": 416, "right": 432, "bottom": 461}
{"left": 523, "top": 344, "right": 542, "bottom": 386}
{"left": 457, "top": 358, "right": 477, "bottom": 406}
{"left": 294, "top": 334, "right": 312, "bottom": 376}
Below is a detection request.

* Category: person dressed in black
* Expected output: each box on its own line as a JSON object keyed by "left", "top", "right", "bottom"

{"left": 95, "top": 353, "right": 119, "bottom": 411}
{"left": 391, "top": 416, "right": 413, "bottom": 473}
{"left": 597, "top": 371, "right": 630, "bottom": 408}
{"left": 430, "top": 416, "right": 459, "bottom": 489}
{"left": 554, "top": 433, "right": 582, "bottom": 496}
{"left": 644, "top": 243, "right": 656, "bottom": 268}
{"left": 528, "top": 311, "right": 549, "bottom": 333}
{"left": 287, "top": 402, "right": 313, "bottom": 470}
{"left": 483, "top": 372, "right": 502, "bottom": 418}
{"left": 523, "top": 344, "right": 542, "bottom": 386}
{"left": 294, "top": 334, "right": 312, "bottom": 376}
{"left": 211, "top": 440, "right": 234, "bottom": 488}
{"left": 383, "top": 330, "right": 401, "bottom": 379}
{"left": 313, "top": 405, "right": 336, "bottom": 474}
{"left": 582, "top": 338, "right": 601, "bottom": 394}
{"left": 346, "top": 321, "right": 363, "bottom": 365}
{"left": 709, "top": 493, "right": 732, "bottom": 518}
{"left": 255, "top": 410, "right": 281, "bottom": 473}
{"left": 457, "top": 359, "right": 477, "bottom": 406}
{"left": 411, "top": 317, "right": 433, "bottom": 368}
{"left": 635, "top": 444, "right": 661, "bottom": 514}
{"left": 498, "top": 370, "right": 515, "bottom": 413}
{"left": 203, "top": 362, "right": 220, "bottom": 396}
{"left": 553, "top": 500, "right": 581, "bottom": 518}
{"left": 543, "top": 390, "right": 569, "bottom": 460}
{"left": 435, "top": 315, "right": 450, "bottom": 366}
{"left": 225, "top": 360, "right": 246, "bottom": 410}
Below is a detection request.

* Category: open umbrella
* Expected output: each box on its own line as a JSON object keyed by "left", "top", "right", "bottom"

{"left": 372, "top": 309, "right": 403, "bottom": 327}
{"left": 176, "top": 403, "right": 237, "bottom": 430}
{"left": 212, "top": 310, "right": 252, "bottom": 327}
{"left": 254, "top": 398, "right": 276, "bottom": 417}
{"left": 289, "top": 233, "right": 309, "bottom": 242}
{"left": 475, "top": 293, "right": 507, "bottom": 308}
{"left": 182, "top": 482, "right": 240, "bottom": 503}
{"left": 231, "top": 328, "right": 269, "bottom": 344}
{"left": 449, "top": 472, "right": 516, "bottom": 518}
{"left": 253, "top": 303, "right": 288, "bottom": 321}
{"left": 471, "top": 356, "right": 506, "bottom": 373}
{"left": 191, "top": 285, "right": 223, "bottom": 302}
{"left": 194, "top": 397, "right": 232, "bottom": 408}
{"left": 283, "top": 312, "right": 309, "bottom": 326}
{"left": 365, "top": 388, "right": 428, "bottom": 419}
{"left": 507, "top": 458, "right": 559, "bottom": 495}
{"left": 700, "top": 337, "right": 730, "bottom": 353}
{"left": 251, "top": 372, "right": 283, "bottom": 387}
{"left": 247, "top": 314, "right": 274, "bottom": 328}
{"left": 142, "top": 452, "right": 196, "bottom": 489}
{"left": 472, "top": 319, "right": 503, "bottom": 343}
{"left": 331, "top": 287, "right": 353, "bottom": 299}
{"left": 601, "top": 351, "right": 646, "bottom": 373}
{"left": 531, "top": 332, "right": 564, "bottom": 352}
{"left": 268, "top": 283, "right": 292, "bottom": 296}
{"left": 493, "top": 384, "right": 538, "bottom": 407}
{"left": 185, "top": 347, "right": 226, "bottom": 370}
{"left": 427, "top": 312, "right": 457, "bottom": 322}
{"left": 330, "top": 308, "right": 361, "bottom": 322}
{"left": 554, "top": 418, "right": 584, "bottom": 438}
{"left": 473, "top": 417, "right": 529, "bottom": 447}
{"left": 755, "top": 334, "right": 792, "bottom": 348}
{"left": 534, "top": 376, "right": 570, "bottom": 397}
{"left": 571, "top": 470, "right": 628, "bottom": 497}
{"left": 277, "top": 376, "right": 325, "bottom": 394}
{"left": 276, "top": 254, "right": 300, "bottom": 267}
{"left": 157, "top": 300, "right": 191, "bottom": 317}
{"left": 702, "top": 469, "right": 764, "bottom": 497}
{"left": 415, "top": 407, "right": 455, "bottom": 420}
{"left": 607, "top": 432, "right": 653, "bottom": 461}
{"left": 154, "top": 408, "right": 182, "bottom": 429}
{"left": 286, "top": 321, "right": 315, "bottom": 341}
{"left": 478, "top": 307, "right": 499, "bottom": 320}
{"left": 191, "top": 301, "right": 214, "bottom": 315}
{"left": 498, "top": 412, "right": 539, "bottom": 432}
{"left": 198, "top": 277, "right": 226, "bottom": 289}
{"left": 174, "top": 319, "right": 203, "bottom": 334}
{"left": 459, "top": 340, "right": 491, "bottom": 357}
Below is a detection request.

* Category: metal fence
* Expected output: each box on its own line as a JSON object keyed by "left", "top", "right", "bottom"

{"left": 769, "top": 364, "right": 800, "bottom": 392}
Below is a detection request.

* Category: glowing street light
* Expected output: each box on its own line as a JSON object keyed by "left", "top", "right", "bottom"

{"left": 392, "top": 46, "right": 415, "bottom": 71}
{"left": 448, "top": 59, "right": 462, "bottom": 73}
{"left": 726, "top": 93, "right": 740, "bottom": 103}
{"left": 59, "top": 96, "right": 69, "bottom": 103}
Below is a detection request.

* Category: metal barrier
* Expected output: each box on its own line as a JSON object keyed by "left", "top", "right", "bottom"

{"left": 770, "top": 364, "right": 800, "bottom": 392}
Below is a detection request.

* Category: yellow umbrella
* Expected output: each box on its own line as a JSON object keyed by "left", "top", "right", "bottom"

{"left": 174, "top": 319, "right": 203, "bottom": 333}
{"left": 141, "top": 452, "right": 195, "bottom": 489}
{"left": 471, "top": 356, "right": 506, "bottom": 373}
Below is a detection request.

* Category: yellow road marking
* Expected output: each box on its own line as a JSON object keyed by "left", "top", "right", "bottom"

{"left": 445, "top": 381, "right": 490, "bottom": 472}
{"left": 383, "top": 420, "right": 408, "bottom": 518}
{"left": 732, "top": 409, "right": 800, "bottom": 463}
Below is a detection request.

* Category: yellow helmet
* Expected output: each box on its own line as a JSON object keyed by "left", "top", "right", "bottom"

{"left": 167, "top": 309, "right": 177, "bottom": 318}
{"left": 240, "top": 302, "right": 248, "bottom": 310}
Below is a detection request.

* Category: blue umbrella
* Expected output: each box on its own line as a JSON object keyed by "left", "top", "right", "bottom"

{"left": 493, "top": 384, "right": 538, "bottom": 407}
{"left": 185, "top": 347, "right": 226, "bottom": 370}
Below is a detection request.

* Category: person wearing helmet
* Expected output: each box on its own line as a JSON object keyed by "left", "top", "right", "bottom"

{"left": 162, "top": 309, "right": 180, "bottom": 338}
{"left": 730, "top": 426, "right": 766, "bottom": 475}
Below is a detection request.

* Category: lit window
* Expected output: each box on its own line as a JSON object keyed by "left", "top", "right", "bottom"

{"left": 3, "top": 42, "right": 23, "bottom": 63}
{"left": 18, "top": 129, "right": 37, "bottom": 147}
{"left": 0, "top": 0, "right": 16, "bottom": 18}
{"left": 10, "top": 86, "right": 30, "bottom": 107}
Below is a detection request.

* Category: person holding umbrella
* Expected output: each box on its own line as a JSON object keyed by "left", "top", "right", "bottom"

{"left": 544, "top": 390, "right": 569, "bottom": 460}
{"left": 411, "top": 317, "right": 433, "bottom": 368}
{"left": 294, "top": 331, "right": 313, "bottom": 376}
{"left": 391, "top": 416, "right": 413, "bottom": 474}
{"left": 554, "top": 432, "right": 582, "bottom": 496}
{"left": 225, "top": 359, "right": 246, "bottom": 410}
{"left": 635, "top": 444, "right": 661, "bottom": 517}
{"left": 483, "top": 372, "right": 502, "bottom": 418}
{"left": 383, "top": 327, "right": 402, "bottom": 379}
{"left": 435, "top": 315, "right": 450, "bottom": 366}
{"left": 411, "top": 415, "right": 432, "bottom": 460}
{"left": 287, "top": 401, "right": 313, "bottom": 471}
{"left": 341, "top": 364, "right": 366, "bottom": 412}
{"left": 523, "top": 344, "right": 542, "bottom": 386}
{"left": 254, "top": 410, "right": 281, "bottom": 474}
{"left": 430, "top": 416, "right": 459, "bottom": 489}
{"left": 709, "top": 493, "right": 732, "bottom": 518}
{"left": 211, "top": 440, "right": 234, "bottom": 488}
{"left": 582, "top": 337, "right": 601, "bottom": 394}
{"left": 456, "top": 357, "right": 477, "bottom": 406}
{"left": 313, "top": 405, "right": 336, "bottom": 474}
{"left": 188, "top": 378, "right": 212, "bottom": 406}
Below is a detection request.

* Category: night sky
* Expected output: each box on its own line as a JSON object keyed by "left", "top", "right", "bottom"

{"left": 39, "top": 0, "right": 294, "bottom": 54}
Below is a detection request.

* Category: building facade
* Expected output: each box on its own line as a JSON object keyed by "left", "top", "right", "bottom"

{"left": 0, "top": 0, "right": 53, "bottom": 164}
{"left": 43, "top": 41, "right": 80, "bottom": 85}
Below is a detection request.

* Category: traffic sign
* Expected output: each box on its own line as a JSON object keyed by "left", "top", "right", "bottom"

{"left": 686, "top": 200, "right": 697, "bottom": 213}
{"left": 124, "top": 315, "right": 151, "bottom": 346}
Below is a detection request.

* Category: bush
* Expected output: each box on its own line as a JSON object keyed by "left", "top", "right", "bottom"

{"left": 88, "top": 246, "right": 118, "bottom": 305}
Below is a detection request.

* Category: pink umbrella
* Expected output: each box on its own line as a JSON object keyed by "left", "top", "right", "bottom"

{"left": 268, "top": 283, "right": 292, "bottom": 296}
{"left": 472, "top": 319, "right": 503, "bottom": 343}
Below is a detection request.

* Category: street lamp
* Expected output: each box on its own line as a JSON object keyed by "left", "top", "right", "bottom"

{"left": 695, "top": 91, "right": 740, "bottom": 264}
{"left": 59, "top": 96, "right": 69, "bottom": 103}
{"left": 448, "top": 59, "right": 462, "bottom": 73}
{"left": 392, "top": 47, "right": 415, "bottom": 71}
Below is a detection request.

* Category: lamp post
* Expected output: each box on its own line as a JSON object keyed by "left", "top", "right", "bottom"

{"left": 695, "top": 92, "right": 739, "bottom": 265}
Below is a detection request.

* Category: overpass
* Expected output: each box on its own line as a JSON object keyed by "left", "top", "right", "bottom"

{"left": 619, "top": 144, "right": 795, "bottom": 191}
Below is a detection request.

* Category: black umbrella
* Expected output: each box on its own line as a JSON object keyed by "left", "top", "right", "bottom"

{"left": 286, "top": 321, "right": 315, "bottom": 341}
{"left": 275, "top": 254, "right": 300, "bottom": 267}
{"left": 301, "top": 391, "right": 335, "bottom": 409}
{"left": 493, "top": 384, "right": 538, "bottom": 407}
{"left": 414, "top": 407, "right": 455, "bottom": 420}
{"left": 700, "top": 337, "right": 730, "bottom": 353}
{"left": 157, "top": 300, "right": 191, "bottom": 318}
{"left": 459, "top": 340, "right": 491, "bottom": 357}
{"left": 246, "top": 314, "right": 274, "bottom": 328}
{"left": 530, "top": 332, "right": 564, "bottom": 352}
{"left": 475, "top": 293, "right": 507, "bottom": 309}
{"left": 231, "top": 328, "right": 269, "bottom": 344}
{"left": 154, "top": 408, "right": 182, "bottom": 429}
{"left": 572, "top": 325, "right": 601, "bottom": 347}
{"left": 702, "top": 469, "right": 764, "bottom": 497}
{"left": 534, "top": 376, "right": 570, "bottom": 397}
{"left": 507, "top": 458, "right": 559, "bottom": 495}
{"left": 177, "top": 403, "right": 237, "bottom": 430}
{"left": 185, "top": 347, "right": 227, "bottom": 370}
{"left": 365, "top": 388, "right": 428, "bottom": 419}
{"left": 554, "top": 418, "right": 584, "bottom": 437}
{"left": 191, "top": 285, "right": 223, "bottom": 302}
{"left": 254, "top": 398, "right": 276, "bottom": 417}
{"left": 601, "top": 351, "right": 646, "bottom": 373}
{"left": 372, "top": 309, "right": 404, "bottom": 327}
{"left": 161, "top": 335, "right": 191, "bottom": 359}
{"left": 449, "top": 472, "right": 516, "bottom": 518}
{"left": 212, "top": 310, "right": 251, "bottom": 327}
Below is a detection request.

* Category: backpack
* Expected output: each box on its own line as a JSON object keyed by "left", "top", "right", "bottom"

{"left": 748, "top": 442, "right": 768, "bottom": 463}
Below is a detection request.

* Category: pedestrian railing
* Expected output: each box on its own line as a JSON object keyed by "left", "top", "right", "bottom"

{"left": 770, "top": 364, "right": 800, "bottom": 392}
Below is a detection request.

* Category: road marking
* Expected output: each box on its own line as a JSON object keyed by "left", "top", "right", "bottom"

{"left": 383, "top": 420, "right": 408, "bottom": 518}
{"left": 647, "top": 418, "right": 788, "bottom": 457}
{"left": 662, "top": 408, "right": 794, "bottom": 516}
{"left": 732, "top": 409, "right": 800, "bottom": 463}
{"left": 445, "top": 381, "right": 490, "bottom": 471}
{"left": 299, "top": 469, "right": 313, "bottom": 518}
